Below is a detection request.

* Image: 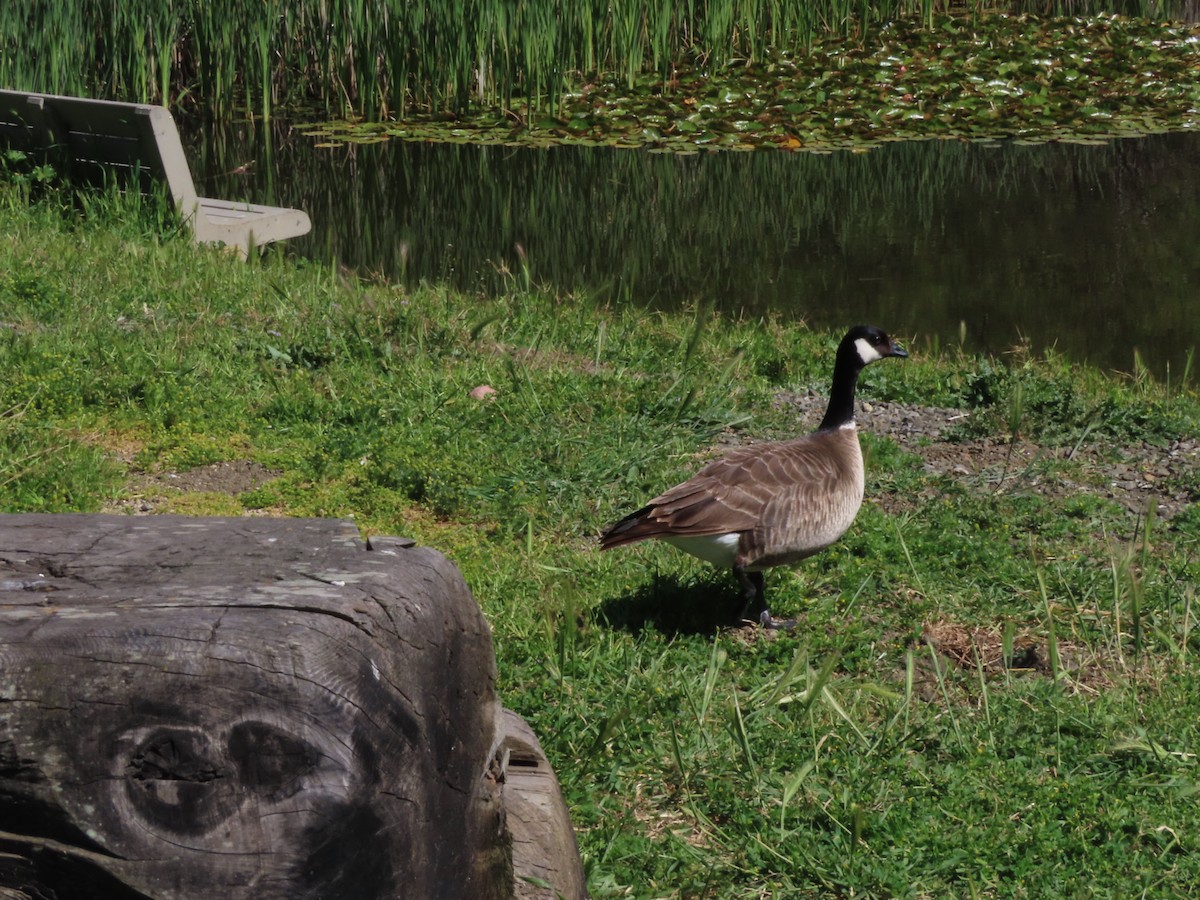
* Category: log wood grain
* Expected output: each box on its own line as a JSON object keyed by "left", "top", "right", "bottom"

{"left": 0, "top": 514, "right": 583, "bottom": 900}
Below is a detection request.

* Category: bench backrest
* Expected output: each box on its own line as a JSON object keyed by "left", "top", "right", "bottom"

{"left": 0, "top": 90, "right": 201, "bottom": 217}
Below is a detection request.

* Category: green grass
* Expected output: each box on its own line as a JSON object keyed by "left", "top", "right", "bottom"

{"left": 2, "top": 187, "right": 1200, "bottom": 896}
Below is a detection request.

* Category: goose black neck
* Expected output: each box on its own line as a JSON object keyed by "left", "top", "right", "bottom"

{"left": 818, "top": 350, "right": 863, "bottom": 431}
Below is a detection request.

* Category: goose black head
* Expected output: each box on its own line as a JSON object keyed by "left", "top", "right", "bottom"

{"left": 819, "top": 325, "right": 908, "bottom": 431}
{"left": 842, "top": 325, "right": 908, "bottom": 369}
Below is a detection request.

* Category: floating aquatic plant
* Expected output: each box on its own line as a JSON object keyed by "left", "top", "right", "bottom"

{"left": 303, "top": 14, "right": 1200, "bottom": 152}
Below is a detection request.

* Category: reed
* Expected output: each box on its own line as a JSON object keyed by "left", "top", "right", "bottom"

{"left": 0, "top": 0, "right": 1151, "bottom": 119}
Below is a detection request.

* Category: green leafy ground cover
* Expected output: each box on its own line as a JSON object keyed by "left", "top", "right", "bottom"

{"left": 304, "top": 14, "right": 1200, "bottom": 152}
{"left": 2, "top": 184, "right": 1199, "bottom": 895}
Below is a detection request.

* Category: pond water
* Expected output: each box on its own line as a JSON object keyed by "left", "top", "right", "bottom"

{"left": 185, "top": 124, "right": 1200, "bottom": 378}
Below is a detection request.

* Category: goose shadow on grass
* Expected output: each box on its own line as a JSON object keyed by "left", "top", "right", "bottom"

{"left": 596, "top": 572, "right": 749, "bottom": 636}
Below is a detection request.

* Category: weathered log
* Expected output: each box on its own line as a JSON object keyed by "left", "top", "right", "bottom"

{"left": 499, "top": 711, "right": 588, "bottom": 900}
{"left": 0, "top": 514, "right": 584, "bottom": 900}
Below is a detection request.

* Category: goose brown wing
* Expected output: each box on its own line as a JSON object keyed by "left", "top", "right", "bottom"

{"left": 751, "top": 433, "right": 856, "bottom": 532}
{"left": 598, "top": 481, "right": 752, "bottom": 548}
{"left": 738, "top": 431, "right": 864, "bottom": 565}
{"left": 599, "top": 433, "right": 853, "bottom": 548}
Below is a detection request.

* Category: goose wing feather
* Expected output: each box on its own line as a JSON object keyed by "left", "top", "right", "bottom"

{"left": 600, "top": 432, "right": 856, "bottom": 548}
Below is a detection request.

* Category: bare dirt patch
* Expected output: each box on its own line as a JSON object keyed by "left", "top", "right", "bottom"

{"left": 104, "top": 460, "right": 280, "bottom": 515}
{"left": 919, "top": 617, "right": 1157, "bottom": 695}
{"left": 775, "top": 391, "right": 1199, "bottom": 520}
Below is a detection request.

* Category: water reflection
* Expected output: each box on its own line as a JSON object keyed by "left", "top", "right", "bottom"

{"left": 185, "top": 123, "right": 1200, "bottom": 376}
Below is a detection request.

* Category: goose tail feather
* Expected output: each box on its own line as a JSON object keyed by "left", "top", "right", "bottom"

{"left": 598, "top": 506, "right": 657, "bottom": 550}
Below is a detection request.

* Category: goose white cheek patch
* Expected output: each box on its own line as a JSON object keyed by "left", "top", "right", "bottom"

{"left": 855, "top": 337, "right": 883, "bottom": 364}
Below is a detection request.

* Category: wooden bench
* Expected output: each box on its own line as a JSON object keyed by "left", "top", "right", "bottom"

{"left": 0, "top": 90, "right": 311, "bottom": 255}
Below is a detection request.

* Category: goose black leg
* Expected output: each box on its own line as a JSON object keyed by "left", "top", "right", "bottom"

{"left": 734, "top": 566, "right": 796, "bottom": 630}
{"left": 734, "top": 566, "right": 764, "bottom": 624}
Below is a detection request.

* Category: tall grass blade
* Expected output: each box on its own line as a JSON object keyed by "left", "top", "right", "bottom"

{"left": 699, "top": 639, "right": 726, "bottom": 726}
{"left": 972, "top": 636, "right": 993, "bottom": 742}
{"left": 776, "top": 651, "right": 840, "bottom": 712}
{"left": 819, "top": 683, "right": 869, "bottom": 744}
{"left": 729, "top": 690, "right": 757, "bottom": 780}
{"left": 893, "top": 518, "right": 925, "bottom": 596}
{"left": 925, "top": 638, "right": 965, "bottom": 750}
{"left": 1037, "top": 569, "right": 1063, "bottom": 683}
{"left": 749, "top": 645, "right": 810, "bottom": 709}
{"left": 779, "top": 760, "right": 816, "bottom": 834}
{"left": 670, "top": 720, "right": 688, "bottom": 783}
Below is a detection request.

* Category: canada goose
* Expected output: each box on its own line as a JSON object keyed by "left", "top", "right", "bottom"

{"left": 600, "top": 325, "right": 908, "bottom": 629}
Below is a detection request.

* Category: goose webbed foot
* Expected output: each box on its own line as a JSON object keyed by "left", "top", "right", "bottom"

{"left": 758, "top": 609, "right": 798, "bottom": 631}
{"left": 735, "top": 566, "right": 797, "bottom": 630}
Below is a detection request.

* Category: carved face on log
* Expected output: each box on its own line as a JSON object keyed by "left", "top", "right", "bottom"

{"left": 0, "top": 516, "right": 511, "bottom": 900}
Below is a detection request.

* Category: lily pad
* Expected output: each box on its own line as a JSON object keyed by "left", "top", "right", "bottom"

{"left": 303, "top": 12, "right": 1200, "bottom": 156}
